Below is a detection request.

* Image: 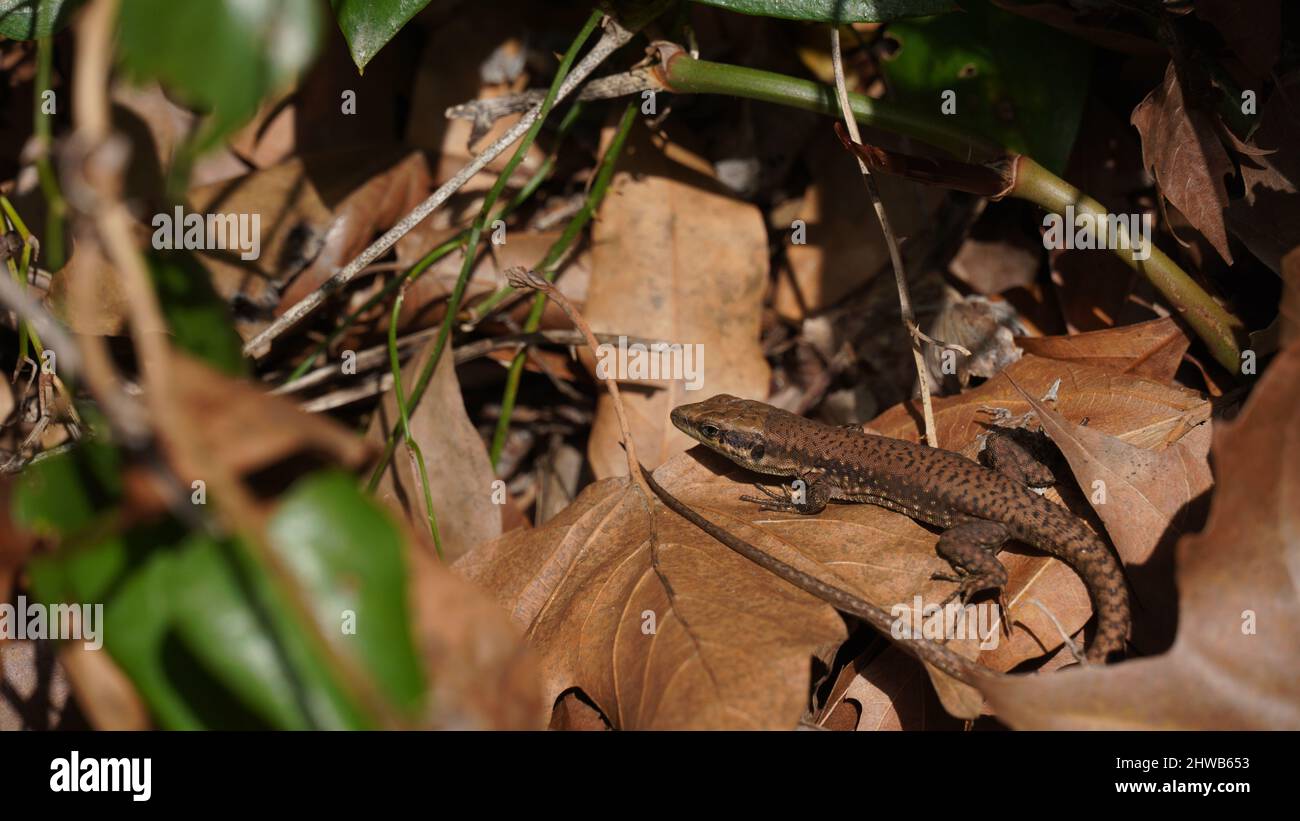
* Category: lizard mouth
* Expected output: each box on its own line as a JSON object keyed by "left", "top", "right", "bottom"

{"left": 670, "top": 406, "right": 688, "bottom": 432}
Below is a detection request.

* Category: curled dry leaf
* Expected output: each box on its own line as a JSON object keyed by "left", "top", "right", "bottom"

{"left": 982, "top": 337, "right": 1300, "bottom": 729}
{"left": 1224, "top": 78, "right": 1300, "bottom": 275}
{"left": 1006, "top": 376, "right": 1213, "bottom": 652}
{"left": 584, "top": 121, "right": 770, "bottom": 478}
{"left": 1016, "top": 316, "right": 1190, "bottom": 383}
{"left": 368, "top": 340, "right": 502, "bottom": 562}
{"left": 1130, "top": 62, "right": 1234, "bottom": 264}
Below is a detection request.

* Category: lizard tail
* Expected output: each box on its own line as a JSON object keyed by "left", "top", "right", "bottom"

{"left": 1025, "top": 505, "right": 1131, "bottom": 662}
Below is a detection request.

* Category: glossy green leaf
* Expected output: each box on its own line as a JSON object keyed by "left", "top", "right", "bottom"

{"left": 19, "top": 452, "right": 422, "bottom": 728}
{"left": 168, "top": 537, "right": 367, "bottom": 730}
{"left": 27, "top": 522, "right": 283, "bottom": 729}
{"left": 690, "top": 0, "right": 952, "bottom": 22}
{"left": 266, "top": 471, "right": 426, "bottom": 713}
{"left": 117, "top": 0, "right": 322, "bottom": 150}
{"left": 148, "top": 250, "right": 248, "bottom": 377}
{"left": 330, "top": 0, "right": 430, "bottom": 72}
{"left": 881, "top": 0, "right": 1090, "bottom": 173}
{"left": 0, "top": 0, "right": 83, "bottom": 39}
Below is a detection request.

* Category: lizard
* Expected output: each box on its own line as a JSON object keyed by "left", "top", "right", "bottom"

{"left": 666, "top": 394, "right": 1131, "bottom": 666}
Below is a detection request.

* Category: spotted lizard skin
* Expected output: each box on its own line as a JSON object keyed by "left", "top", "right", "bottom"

{"left": 672, "top": 394, "right": 1130, "bottom": 662}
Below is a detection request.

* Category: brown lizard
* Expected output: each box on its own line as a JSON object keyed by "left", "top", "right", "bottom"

{"left": 667, "top": 394, "right": 1130, "bottom": 665}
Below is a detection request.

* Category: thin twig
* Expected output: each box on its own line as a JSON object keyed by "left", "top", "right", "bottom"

{"left": 274, "top": 329, "right": 666, "bottom": 396}
{"left": 243, "top": 15, "right": 636, "bottom": 360}
{"left": 445, "top": 66, "right": 662, "bottom": 144}
{"left": 1028, "top": 598, "right": 1087, "bottom": 666}
{"left": 504, "top": 267, "right": 650, "bottom": 498}
{"left": 829, "top": 28, "right": 940, "bottom": 448}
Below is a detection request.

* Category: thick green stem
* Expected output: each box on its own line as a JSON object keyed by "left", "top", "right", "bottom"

{"left": 663, "top": 53, "right": 1244, "bottom": 374}
{"left": 664, "top": 55, "right": 998, "bottom": 161}
{"left": 1013, "top": 157, "right": 1243, "bottom": 373}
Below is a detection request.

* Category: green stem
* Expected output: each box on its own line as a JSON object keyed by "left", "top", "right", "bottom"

{"left": 663, "top": 55, "right": 999, "bottom": 160}
{"left": 283, "top": 104, "right": 585, "bottom": 386}
{"left": 488, "top": 101, "right": 638, "bottom": 467}
{"left": 367, "top": 9, "right": 604, "bottom": 492}
{"left": 662, "top": 53, "right": 1244, "bottom": 374}
{"left": 1013, "top": 157, "right": 1243, "bottom": 373}
{"left": 1, "top": 196, "right": 42, "bottom": 361}
{"left": 388, "top": 291, "right": 443, "bottom": 559}
{"left": 34, "top": 35, "right": 65, "bottom": 271}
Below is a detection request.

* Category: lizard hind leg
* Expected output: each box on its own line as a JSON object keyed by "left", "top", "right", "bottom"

{"left": 931, "top": 519, "right": 1014, "bottom": 633}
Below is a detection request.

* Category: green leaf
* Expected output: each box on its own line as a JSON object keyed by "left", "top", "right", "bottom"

{"left": 881, "top": 0, "right": 1091, "bottom": 173}
{"left": 0, "top": 0, "right": 84, "bottom": 39}
{"left": 689, "top": 0, "right": 952, "bottom": 22}
{"left": 330, "top": 0, "right": 430, "bottom": 73}
{"left": 266, "top": 471, "right": 426, "bottom": 713}
{"left": 11, "top": 437, "right": 121, "bottom": 537}
{"left": 168, "top": 536, "right": 367, "bottom": 730}
{"left": 148, "top": 250, "right": 248, "bottom": 377}
{"left": 18, "top": 449, "right": 423, "bottom": 728}
{"left": 117, "top": 0, "right": 322, "bottom": 151}
{"left": 29, "top": 525, "right": 284, "bottom": 729}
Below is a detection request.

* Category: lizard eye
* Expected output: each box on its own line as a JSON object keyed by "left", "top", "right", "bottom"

{"left": 750, "top": 444, "right": 765, "bottom": 461}
{"left": 699, "top": 424, "right": 720, "bottom": 439}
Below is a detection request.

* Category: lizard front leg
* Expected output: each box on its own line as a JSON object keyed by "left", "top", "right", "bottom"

{"left": 740, "top": 470, "right": 832, "bottom": 514}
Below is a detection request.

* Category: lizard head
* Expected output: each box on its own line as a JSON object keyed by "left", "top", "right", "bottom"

{"left": 671, "top": 394, "right": 778, "bottom": 472}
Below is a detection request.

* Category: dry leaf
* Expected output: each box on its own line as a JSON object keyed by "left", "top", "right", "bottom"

{"left": 776, "top": 129, "right": 944, "bottom": 320}
{"left": 982, "top": 337, "right": 1300, "bottom": 729}
{"left": 871, "top": 354, "right": 1210, "bottom": 453}
{"left": 1007, "top": 376, "right": 1213, "bottom": 652}
{"left": 368, "top": 340, "right": 502, "bottom": 562}
{"left": 1224, "top": 78, "right": 1300, "bottom": 275}
{"left": 406, "top": 537, "right": 544, "bottom": 729}
{"left": 166, "top": 351, "right": 372, "bottom": 483}
{"left": 456, "top": 452, "right": 852, "bottom": 729}
{"left": 817, "top": 645, "right": 968, "bottom": 730}
{"left": 1131, "top": 62, "right": 1234, "bottom": 264}
{"left": 584, "top": 120, "right": 770, "bottom": 478}
{"left": 1016, "top": 316, "right": 1190, "bottom": 382}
